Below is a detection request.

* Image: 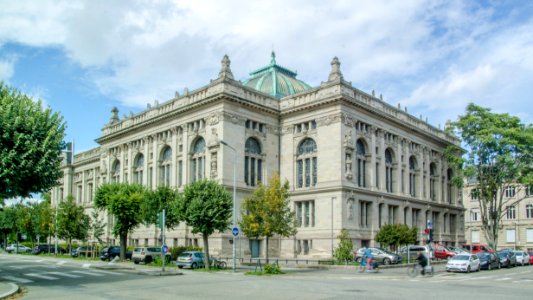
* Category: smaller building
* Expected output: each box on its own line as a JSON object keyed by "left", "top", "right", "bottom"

{"left": 464, "top": 181, "right": 533, "bottom": 252}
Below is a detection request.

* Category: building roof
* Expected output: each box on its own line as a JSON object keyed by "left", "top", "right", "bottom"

{"left": 242, "top": 52, "right": 312, "bottom": 98}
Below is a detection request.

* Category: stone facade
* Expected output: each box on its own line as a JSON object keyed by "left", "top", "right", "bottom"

{"left": 51, "top": 54, "right": 466, "bottom": 259}
{"left": 464, "top": 182, "right": 533, "bottom": 251}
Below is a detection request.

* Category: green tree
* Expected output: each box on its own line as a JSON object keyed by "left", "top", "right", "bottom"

{"left": 375, "top": 224, "right": 417, "bottom": 250}
{"left": 94, "top": 183, "right": 145, "bottom": 260}
{"left": 35, "top": 200, "right": 54, "bottom": 245}
{"left": 176, "top": 180, "right": 232, "bottom": 270}
{"left": 57, "top": 195, "right": 90, "bottom": 253}
{"left": 88, "top": 209, "right": 106, "bottom": 258}
{"left": 141, "top": 186, "right": 181, "bottom": 230}
{"left": 0, "top": 205, "right": 19, "bottom": 246}
{"left": 334, "top": 229, "right": 353, "bottom": 264}
{"left": 446, "top": 103, "right": 533, "bottom": 249}
{"left": 240, "top": 173, "right": 297, "bottom": 263}
{"left": 0, "top": 82, "right": 66, "bottom": 201}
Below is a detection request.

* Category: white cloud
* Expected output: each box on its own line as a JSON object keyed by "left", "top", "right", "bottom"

{"left": 0, "top": 59, "right": 14, "bottom": 81}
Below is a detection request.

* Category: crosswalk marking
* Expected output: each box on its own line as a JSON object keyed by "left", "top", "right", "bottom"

{"left": 25, "top": 273, "right": 59, "bottom": 280}
{"left": 2, "top": 276, "right": 34, "bottom": 283}
{"left": 46, "top": 271, "right": 82, "bottom": 278}
{"left": 71, "top": 270, "right": 105, "bottom": 276}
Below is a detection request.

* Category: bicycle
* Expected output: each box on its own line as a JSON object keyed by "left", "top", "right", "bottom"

{"left": 407, "top": 264, "right": 434, "bottom": 278}
{"left": 212, "top": 258, "right": 227, "bottom": 269}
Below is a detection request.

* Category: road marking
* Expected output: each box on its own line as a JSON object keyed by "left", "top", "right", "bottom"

{"left": 89, "top": 269, "right": 124, "bottom": 275}
{"left": 2, "top": 276, "right": 34, "bottom": 283}
{"left": 25, "top": 273, "right": 59, "bottom": 280}
{"left": 42, "top": 265, "right": 60, "bottom": 269}
{"left": 57, "top": 261, "right": 67, "bottom": 265}
{"left": 82, "top": 264, "right": 91, "bottom": 268}
{"left": 495, "top": 277, "right": 512, "bottom": 281}
{"left": 71, "top": 270, "right": 105, "bottom": 276}
{"left": 46, "top": 271, "right": 82, "bottom": 278}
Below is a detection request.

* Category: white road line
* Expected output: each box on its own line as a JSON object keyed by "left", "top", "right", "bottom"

{"left": 2, "top": 276, "right": 34, "bottom": 283}
{"left": 89, "top": 269, "right": 124, "bottom": 275}
{"left": 495, "top": 277, "right": 512, "bottom": 281}
{"left": 57, "top": 261, "right": 67, "bottom": 265}
{"left": 41, "top": 265, "right": 59, "bottom": 269}
{"left": 82, "top": 264, "right": 91, "bottom": 268}
{"left": 46, "top": 271, "right": 82, "bottom": 278}
{"left": 70, "top": 270, "right": 105, "bottom": 276}
{"left": 25, "top": 273, "right": 60, "bottom": 280}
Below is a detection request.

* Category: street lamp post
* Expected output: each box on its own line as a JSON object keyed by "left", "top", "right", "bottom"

{"left": 220, "top": 140, "right": 237, "bottom": 273}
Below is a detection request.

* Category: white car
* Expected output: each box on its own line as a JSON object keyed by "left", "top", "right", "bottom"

{"left": 513, "top": 251, "right": 530, "bottom": 266}
{"left": 446, "top": 254, "right": 480, "bottom": 273}
{"left": 6, "top": 244, "right": 32, "bottom": 253}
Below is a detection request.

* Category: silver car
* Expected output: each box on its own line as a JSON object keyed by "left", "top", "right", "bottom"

{"left": 176, "top": 251, "right": 213, "bottom": 269}
{"left": 355, "top": 247, "right": 402, "bottom": 265}
{"left": 512, "top": 251, "right": 530, "bottom": 266}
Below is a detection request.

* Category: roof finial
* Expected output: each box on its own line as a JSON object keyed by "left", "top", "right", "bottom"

{"left": 328, "top": 56, "right": 343, "bottom": 81}
{"left": 270, "top": 51, "right": 276, "bottom": 64}
{"left": 109, "top": 107, "right": 119, "bottom": 124}
{"left": 218, "top": 54, "right": 234, "bottom": 80}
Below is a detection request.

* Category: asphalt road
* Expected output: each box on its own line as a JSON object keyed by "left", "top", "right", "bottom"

{"left": 1, "top": 254, "right": 532, "bottom": 300}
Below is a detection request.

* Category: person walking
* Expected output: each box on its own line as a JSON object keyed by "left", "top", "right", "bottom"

{"left": 358, "top": 246, "right": 368, "bottom": 272}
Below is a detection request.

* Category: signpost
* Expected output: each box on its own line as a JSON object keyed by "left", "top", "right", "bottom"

{"left": 232, "top": 227, "right": 239, "bottom": 237}
{"left": 160, "top": 209, "right": 166, "bottom": 272}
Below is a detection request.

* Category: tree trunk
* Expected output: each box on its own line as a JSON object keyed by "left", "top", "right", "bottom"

{"left": 120, "top": 233, "right": 127, "bottom": 260}
{"left": 202, "top": 234, "right": 210, "bottom": 270}
{"left": 266, "top": 237, "right": 269, "bottom": 265}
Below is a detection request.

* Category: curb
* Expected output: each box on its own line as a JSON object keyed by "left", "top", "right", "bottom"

{"left": 0, "top": 283, "right": 19, "bottom": 300}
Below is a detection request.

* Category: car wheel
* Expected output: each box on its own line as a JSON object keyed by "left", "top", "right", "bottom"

{"left": 466, "top": 266, "right": 471, "bottom": 273}
{"left": 134, "top": 261, "right": 139, "bottom": 264}
{"left": 178, "top": 266, "right": 183, "bottom": 269}
{"left": 144, "top": 256, "right": 153, "bottom": 264}
{"left": 191, "top": 262, "right": 197, "bottom": 269}
{"left": 383, "top": 258, "right": 391, "bottom": 265}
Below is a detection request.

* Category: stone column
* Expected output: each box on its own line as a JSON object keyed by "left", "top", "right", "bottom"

{"left": 152, "top": 134, "right": 158, "bottom": 187}
{"left": 143, "top": 137, "right": 149, "bottom": 186}
{"left": 369, "top": 129, "right": 377, "bottom": 189}
{"left": 171, "top": 128, "right": 178, "bottom": 187}
{"left": 182, "top": 126, "right": 190, "bottom": 184}
{"left": 127, "top": 143, "right": 133, "bottom": 183}
{"left": 395, "top": 140, "right": 402, "bottom": 195}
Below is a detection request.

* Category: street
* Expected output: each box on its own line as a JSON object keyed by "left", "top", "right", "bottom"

{"left": 1, "top": 254, "right": 532, "bottom": 299}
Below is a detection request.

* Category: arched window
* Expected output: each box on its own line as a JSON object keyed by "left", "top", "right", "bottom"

{"left": 356, "top": 140, "right": 367, "bottom": 188}
{"left": 244, "top": 138, "right": 262, "bottom": 186}
{"left": 133, "top": 154, "right": 144, "bottom": 184}
{"left": 191, "top": 138, "right": 205, "bottom": 182}
{"left": 447, "top": 168, "right": 453, "bottom": 203}
{"left": 296, "top": 138, "right": 317, "bottom": 188}
{"left": 385, "top": 149, "right": 394, "bottom": 193}
{"left": 160, "top": 146, "right": 172, "bottom": 186}
{"left": 430, "top": 163, "right": 437, "bottom": 201}
{"left": 409, "top": 156, "right": 417, "bottom": 197}
{"left": 111, "top": 160, "right": 120, "bottom": 183}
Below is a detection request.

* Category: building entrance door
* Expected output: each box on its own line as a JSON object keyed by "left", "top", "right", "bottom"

{"left": 251, "top": 240, "right": 261, "bottom": 258}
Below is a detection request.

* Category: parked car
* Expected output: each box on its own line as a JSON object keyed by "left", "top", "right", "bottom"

{"left": 497, "top": 251, "right": 516, "bottom": 268}
{"left": 399, "top": 245, "right": 433, "bottom": 261}
{"left": 6, "top": 244, "right": 32, "bottom": 253}
{"left": 71, "top": 246, "right": 91, "bottom": 258}
{"left": 32, "top": 244, "right": 66, "bottom": 255}
{"left": 446, "top": 254, "right": 480, "bottom": 273}
{"left": 477, "top": 251, "right": 500, "bottom": 270}
{"left": 354, "top": 247, "right": 402, "bottom": 265}
{"left": 99, "top": 246, "right": 132, "bottom": 261}
{"left": 462, "top": 244, "right": 495, "bottom": 254}
{"left": 176, "top": 251, "right": 213, "bottom": 269}
{"left": 447, "top": 246, "right": 470, "bottom": 255}
{"left": 512, "top": 251, "right": 530, "bottom": 266}
{"left": 132, "top": 247, "right": 171, "bottom": 264}
{"left": 433, "top": 245, "right": 456, "bottom": 260}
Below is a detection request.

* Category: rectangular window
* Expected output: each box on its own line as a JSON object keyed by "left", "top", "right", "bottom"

{"left": 304, "top": 202, "right": 309, "bottom": 226}
{"left": 526, "top": 186, "right": 533, "bottom": 197}
{"left": 312, "top": 157, "right": 317, "bottom": 186}
{"left": 244, "top": 157, "right": 249, "bottom": 185}
{"left": 198, "top": 157, "right": 204, "bottom": 180}
{"left": 505, "top": 186, "right": 516, "bottom": 198}
{"left": 470, "top": 209, "right": 479, "bottom": 221}
{"left": 297, "top": 160, "right": 303, "bottom": 188}
{"left": 251, "top": 157, "right": 256, "bottom": 186}
{"left": 148, "top": 167, "right": 153, "bottom": 188}
{"left": 527, "top": 229, "right": 533, "bottom": 243}
{"left": 506, "top": 206, "right": 516, "bottom": 220}
{"left": 178, "top": 160, "right": 183, "bottom": 186}
{"left": 296, "top": 202, "right": 302, "bottom": 226}
{"left": 257, "top": 159, "right": 262, "bottom": 184}
{"left": 305, "top": 158, "right": 311, "bottom": 187}
{"left": 296, "top": 201, "right": 314, "bottom": 228}
{"left": 506, "top": 229, "right": 516, "bottom": 243}
{"left": 192, "top": 159, "right": 197, "bottom": 182}
{"left": 375, "top": 163, "right": 379, "bottom": 189}
{"left": 472, "top": 230, "right": 480, "bottom": 243}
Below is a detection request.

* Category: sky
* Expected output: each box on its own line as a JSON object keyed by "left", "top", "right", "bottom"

{"left": 0, "top": 0, "right": 532, "bottom": 154}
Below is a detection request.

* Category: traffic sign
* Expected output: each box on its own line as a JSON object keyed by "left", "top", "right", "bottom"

{"left": 162, "top": 244, "right": 168, "bottom": 254}
{"left": 427, "top": 220, "right": 433, "bottom": 230}
{"left": 232, "top": 227, "right": 239, "bottom": 237}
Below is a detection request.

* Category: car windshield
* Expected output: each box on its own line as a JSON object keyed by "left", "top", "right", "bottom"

{"left": 514, "top": 252, "right": 523, "bottom": 256}
{"left": 451, "top": 255, "right": 470, "bottom": 261}
{"left": 477, "top": 253, "right": 490, "bottom": 258}
{"left": 497, "top": 253, "right": 508, "bottom": 257}
{"left": 179, "top": 252, "right": 193, "bottom": 257}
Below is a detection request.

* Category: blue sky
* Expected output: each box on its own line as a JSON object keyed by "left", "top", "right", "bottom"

{"left": 1, "top": 0, "right": 532, "bottom": 154}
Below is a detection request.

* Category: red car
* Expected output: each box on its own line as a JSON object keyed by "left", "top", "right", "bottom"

{"left": 528, "top": 252, "right": 533, "bottom": 264}
{"left": 433, "top": 245, "right": 456, "bottom": 259}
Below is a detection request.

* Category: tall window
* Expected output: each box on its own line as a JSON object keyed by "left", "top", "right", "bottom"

{"left": 111, "top": 160, "right": 120, "bottom": 183}
{"left": 360, "top": 201, "right": 371, "bottom": 228}
{"left": 447, "top": 168, "right": 453, "bottom": 203}
{"left": 244, "top": 138, "right": 262, "bottom": 186}
{"left": 385, "top": 149, "right": 394, "bottom": 193}
{"left": 429, "top": 163, "right": 437, "bottom": 200}
{"left": 191, "top": 138, "right": 205, "bottom": 182}
{"left": 506, "top": 206, "right": 516, "bottom": 220}
{"left": 159, "top": 147, "right": 172, "bottom": 186}
{"left": 504, "top": 186, "right": 516, "bottom": 198}
{"left": 296, "top": 138, "right": 317, "bottom": 188}
{"left": 470, "top": 209, "right": 479, "bottom": 221}
{"left": 526, "top": 204, "right": 533, "bottom": 219}
{"left": 295, "top": 201, "right": 315, "bottom": 227}
{"left": 356, "top": 139, "right": 367, "bottom": 187}
{"left": 409, "top": 156, "right": 417, "bottom": 197}
{"left": 526, "top": 186, "right": 533, "bottom": 197}
{"left": 133, "top": 154, "right": 144, "bottom": 184}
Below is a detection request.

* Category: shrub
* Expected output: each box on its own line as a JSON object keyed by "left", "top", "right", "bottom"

{"left": 264, "top": 263, "right": 283, "bottom": 274}
{"left": 169, "top": 245, "right": 202, "bottom": 260}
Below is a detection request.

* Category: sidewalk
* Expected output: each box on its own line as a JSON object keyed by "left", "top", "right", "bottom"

{"left": 0, "top": 282, "right": 19, "bottom": 299}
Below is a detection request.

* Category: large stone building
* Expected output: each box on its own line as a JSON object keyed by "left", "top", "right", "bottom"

{"left": 51, "top": 53, "right": 465, "bottom": 259}
{"left": 464, "top": 181, "right": 533, "bottom": 252}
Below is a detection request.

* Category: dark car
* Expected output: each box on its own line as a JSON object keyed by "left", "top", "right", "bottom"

{"left": 497, "top": 251, "right": 516, "bottom": 268}
{"left": 32, "top": 244, "right": 66, "bottom": 255}
{"left": 477, "top": 251, "right": 500, "bottom": 270}
{"left": 100, "top": 246, "right": 132, "bottom": 261}
{"left": 71, "top": 246, "right": 91, "bottom": 258}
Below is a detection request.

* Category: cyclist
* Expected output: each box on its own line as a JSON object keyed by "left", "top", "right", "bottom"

{"left": 415, "top": 251, "right": 428, "bottom": 275}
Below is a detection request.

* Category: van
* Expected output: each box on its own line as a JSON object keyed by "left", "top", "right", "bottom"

{"left": 399, "top": 245, "right": 433, "bottom": 261}
{"left": 462, "top": 244, "right": 494, "bottom": 254}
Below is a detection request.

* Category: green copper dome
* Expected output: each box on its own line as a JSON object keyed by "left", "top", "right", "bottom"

{"left": 242, "top": 52, "right": 312, "bottom": 98}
